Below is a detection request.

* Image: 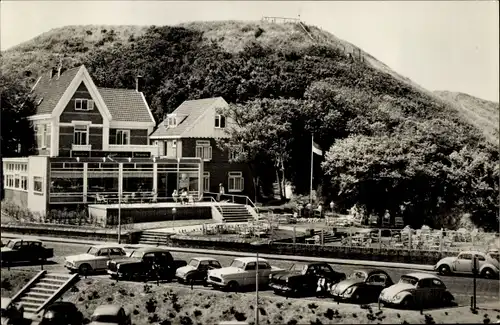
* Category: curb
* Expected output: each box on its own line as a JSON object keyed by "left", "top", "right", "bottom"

{"left": 1, "top": 233, "right": 434, "bottom": 271}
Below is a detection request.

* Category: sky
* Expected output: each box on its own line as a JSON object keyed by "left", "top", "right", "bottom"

{"left": 1, "top": 1, "right": 499, "bottom": 102}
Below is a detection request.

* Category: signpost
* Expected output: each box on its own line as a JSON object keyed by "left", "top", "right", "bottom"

{"left": 472, "top": 254, "right": 478, "bottom": 310}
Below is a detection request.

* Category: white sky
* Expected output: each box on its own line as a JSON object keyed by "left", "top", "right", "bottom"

{"left": 1, "top": 1, "right": 498, "bottom": 102}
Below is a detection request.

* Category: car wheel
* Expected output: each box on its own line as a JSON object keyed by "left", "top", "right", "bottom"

{"left": 78, "top": 264, "right": 92, "bottom": 276}
{"left": 438, "top": 265, "right": 451, "bottom": 276}
{"left": 442, "top": 292, "right": 454, "bottom": 306}
{"left": 400, "top": 297, "right": 414, "bottom": 309}
{"left": 481, "top": 268, "right": 495, "bottom": 279}
{"left": 226, "top": 281, "right": 239, "bottom": 292}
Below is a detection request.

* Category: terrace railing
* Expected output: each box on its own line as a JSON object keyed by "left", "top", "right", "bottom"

{"left": 204, "top": 191, "right": 259, "bottom": 213}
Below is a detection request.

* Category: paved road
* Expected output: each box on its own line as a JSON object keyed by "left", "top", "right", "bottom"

{"left": 2, "top": 241, "right": 498, "bottom": 306}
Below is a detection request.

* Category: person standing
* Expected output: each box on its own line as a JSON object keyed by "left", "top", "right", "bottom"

{"left": 217, "top": 183, "right": 225, "bottom": 202}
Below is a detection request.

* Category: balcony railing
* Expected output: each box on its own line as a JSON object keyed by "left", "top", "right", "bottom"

{"left": 108, "top": 144, "right": 159, "bottom": 156}
{"left": 72, "top": 144, "right": 92, "bottom": 151}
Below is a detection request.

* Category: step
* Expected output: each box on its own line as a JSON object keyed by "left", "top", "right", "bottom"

{"left": 44, "top": 274, "right": 73, "bottom": 281}
{"left": 18, "top": 302, "right": 41, "bottom": 310}
{"left": 36, "top": 281, "right": 63, "bottom": 288}
{"left": 20, "top": 297, "right": 47, "bottom": 304}
{"left": 30, "top": 287, "right": 57, "bottom": 295}
{"left": 38, "top": 279, "right": 67, "bottom": 285}
{"left": 25, "top": 292, "right": 53, "bottom": 299}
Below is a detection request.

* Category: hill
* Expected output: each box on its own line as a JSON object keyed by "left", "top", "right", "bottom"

{"left": 1, "top": 20, "right": 498, "bottom": 230}
{"left": 434, "top": 91, "right": 499, "bottom": 144}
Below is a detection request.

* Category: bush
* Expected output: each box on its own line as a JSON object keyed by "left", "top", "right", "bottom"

{"left": 145, "top": 298, "right": 157, "bottom": 313}
{"left": 254, "top": 27, "right": 264, "bottom": 38}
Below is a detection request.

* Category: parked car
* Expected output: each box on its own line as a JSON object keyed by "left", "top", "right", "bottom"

{"left": 269, "top": 262, "right": 346, "bottom": 297}
{"left": 89, "top": 305, "right": 131, "bottom": 325}
{"left": 107, "top": 247, "right": 187, "bottom": 281}
{"left": 1, "top": 297, "right": 24, "bottom": 325}
{"left": 39, "top": 302, "right": 83, "bottom": 325}
{"left": 207, "top": 257, "right": 284, "bottom": 291}
{"left": 435, "top": 251, "right": 499, "bottom": 279}
{"left": 330, "top": 269, "right": 394, "bottom": 303}
{"left": 1, "top": 239, "right": 54, "bottom": 265}
{"left": 176, "top": 257, "right": 222, "bottom": 284}
{"left": 379, "top": 273, "right": 454, "bottom": 309}
{"left": 64, "top": 245, "right": 127, "bottom": 275}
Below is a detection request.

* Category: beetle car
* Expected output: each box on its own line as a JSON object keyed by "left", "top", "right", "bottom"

{"left": 269, "top": 262, "right": 346, "bottom": 297}
{"left": 379, "top": 273, "right": 454, "bottom": 309}
{"left": 175, "top": 257, "right": 222, "bottom": 284}
{"left": 1, "top": 239, "right": 54, "bottom": 265}
{"left": 435, "top": 251, "right": 499, "bottom": 279}
{"left": 1, "top": 297, "right": 24, "bottom": 325}
{"left": 39, "top": 302, "right": 83, "bottom": 325}
{"left": 330, "top": 269, "right": 394, "bottom": 303}
{"left": 89, "top": 304, "right": 131, "bottom": 325}
{"left": 107, "top": 247, "right": 187, "bottom": 281}
{"left": 207, "top": 257, "right": 284, "bottom": 291}
{"left": 64, "top": 245, "right": 127, "bottom": 275}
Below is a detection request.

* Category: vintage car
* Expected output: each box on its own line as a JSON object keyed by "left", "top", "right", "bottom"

{"left": 379, "top": 272, "right": 454, "bottom": 309}
{"left": 89, "top": 305, "right": 131, "bottom": 325}
{"left": 175, "top": 257, "right": 222, "bottom": 284}
{"left": 435, "top": 251, "right": 499, "bottom": 279}
{"left": 1, "top": 297, "right": 24, "bottom": 325}
{"left": 64, "top": 245, "right": 127, "bottom": 275}
{"left": 39, "top": 302, "right": 83, "bottom": 325}
{"left": 207, "top": 257, "right": 284, "bottom": 291}
{"left": 269, "top": 262, "right": 346, "bottom": 297}
{"left": 107, "top": 247, "right": 187, "bottom": 281}
{"left": 1, "top": 239, "right": 54, "bottom": 265}
{"left": 330, "top": 269, "right": 394, "bottom": 303}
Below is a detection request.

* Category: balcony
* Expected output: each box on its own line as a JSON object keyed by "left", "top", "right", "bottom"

{"left": 72, "top": 144, "right": 92, "bottom": 151}
{"left": 108, "top": 144, "right": 159, "bottom": 157}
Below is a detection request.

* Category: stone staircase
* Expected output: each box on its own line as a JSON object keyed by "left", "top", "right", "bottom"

{"left": 11, "top": 271, "right": 79, "bottom": 317}
{"left": 218, "top": 204, "right": 253, "bottom": 223}
{"left": 138, "top": 231, "right": 173, "bottom": 246}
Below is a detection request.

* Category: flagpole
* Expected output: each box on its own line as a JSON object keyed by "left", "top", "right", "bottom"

{"left": 310, "top": 134, "right": 314, "bottom": 204}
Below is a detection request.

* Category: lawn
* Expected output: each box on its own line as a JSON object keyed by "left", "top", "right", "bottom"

{"left": 2, "top": 270, "right": 499, "bottom": 325}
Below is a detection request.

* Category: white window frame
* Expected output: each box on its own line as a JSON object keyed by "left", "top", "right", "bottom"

{"left": 215, "top": 115, "right": 226, "bottom": 128}
{"left": 74, "top": 99, "right": 94, "bottom": 111}
{"left": 167, "top": 114, "right": 177, "bottom": 127}
{"left": 116, "top": 129, "right": 130, "bottom": 145}
{"left": 203, "top": 172, "right": 210, "bottom": 192}
{"left": 195, "top": 140, "right": 212, "bottom": 161}
{"left": 172, "top": 140, "right": 177, "bottom": 148}
{"left": 228, "top": 171, "right": 244, "bottom": 192}
{"left": 33, "top": 176, "right": 44, "bottom": 194}
{"left": 73, "top": 125, "right": 89, "bottom": 145}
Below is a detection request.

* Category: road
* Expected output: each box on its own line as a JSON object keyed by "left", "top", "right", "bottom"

{"left": 2, "top": 241, "right": 498, "bottom": 306}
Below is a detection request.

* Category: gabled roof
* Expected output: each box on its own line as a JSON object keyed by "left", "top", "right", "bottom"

{"left": 31, "top": 65, "right": 155, "bottom": 125}
{"left": 98, "top": 88, "right": 155, "bottom": 123}
{"left": 32, "top": 67, "right": 80, "bottom": 115}
{"left": 149, "top": 97, "right": 224, "bottom": 138}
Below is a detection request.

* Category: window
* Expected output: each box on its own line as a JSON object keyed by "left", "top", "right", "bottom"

{"left": 172, "top": 140, "right": 177, "bottom": 148}
{"left": 245, "top": 262, "right": 256, "bottom": 271}
{"left": 14, "top": 175, "right": 20, "bottom": 188}
{"left": 45, "top": 124, "right": 51, "bottom": 149}
{"left": 459, "top": 254, "right": 472, "bottom": 260}
{"left": 215, "top": 115, "right": 226, "bottom": 128}
{"left": 21, "top": 176, "right": 28, "bottom": 190}
{"left": 116, "top": 130, "right": 130, "bottom": 145}
{"left": 74, "top": 99, "right": 94, "bottom": 111}
{"left": 196, "top": 140, "right": 212, "bottom": 161}
{"left": 476, "top": 255, "right": 486, "bottom": 261}
{"left": 33, "top": 176, "right": 43, "bottom": 194}
{"left": 73, "top": 125, "right": 88, "bottom": 145}
{"left": 203, "top": 172, "right": 210, "bottom": 192}
{"left": 167, "top": 114, "right": 177, "bottom": 127}
{"left": 228, "top": 172, "right": 244, "bottom": 192}
{"left": 229, "top": 145, "right": 242, "bottom": 161}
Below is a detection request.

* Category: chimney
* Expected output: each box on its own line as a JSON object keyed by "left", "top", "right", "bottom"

{"left": 135, "top": 75, "right": 144, "bottom": 92}
{"left": 49, "top": 67, "right": 57, "bottom": 79}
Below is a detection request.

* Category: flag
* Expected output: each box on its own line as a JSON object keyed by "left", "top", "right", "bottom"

{"left": 312, "top": 141, "right": 323, "bottom": 156}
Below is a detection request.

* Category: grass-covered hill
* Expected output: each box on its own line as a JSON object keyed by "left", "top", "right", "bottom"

{"left": 2, "top": 21, "right": 498, "bottom": 229}
{"left": 434, "top": 90, "right": 499, "bottom": 144}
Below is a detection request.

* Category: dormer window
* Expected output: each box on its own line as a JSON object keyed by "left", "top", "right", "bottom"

{"left": 167, "top": 114, "right": 177, "bottom": 128}
{"left": 75, "top": 99, "right": 94, "bottom": 111}
{"left": 215, "top": 115, "right": 226, "bottom": 128}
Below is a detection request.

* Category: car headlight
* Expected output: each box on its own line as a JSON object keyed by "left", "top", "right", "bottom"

{"left": 344, "top": 287, "right": 354, "bottom": 296}
{"left": 269, "top": 274, "right": 273, "bottom": 279}
{"left": 393, "top": 293, "right": 404, "bottom": 301}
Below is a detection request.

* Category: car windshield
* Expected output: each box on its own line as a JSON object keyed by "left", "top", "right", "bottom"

{"left": 348, "top": 271, "right": 368, "bottom": 281}
{"left": 188, "top": 259, "right": 199, "bottom": 268}
{"left": 87, "top": 247, "right": 100, "bottom": 255}
{"left": 399, "top": 276, "right": 418, "bottom": 286}
{"left": 130, "top": 251, "right": 145, "bottom": 259}
{"left": 91, "top": 315, "right": 119, "bottom": 323}
{"left": 289, "top": 264, "right": 306, "bottom": 273}
{"left": 5, "top": 240, "right": 16, "bottom": 249}
{"left": 230, "top": 260, "right": 245, "bottom": 269}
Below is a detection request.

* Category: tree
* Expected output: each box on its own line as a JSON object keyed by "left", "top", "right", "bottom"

{"left": 1, "top": 75, "right": 36, "bottom": 157}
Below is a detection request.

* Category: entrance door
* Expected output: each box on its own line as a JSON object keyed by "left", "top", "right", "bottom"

{"left": 166, "top": 172, "right": 178, "bottom": 197}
